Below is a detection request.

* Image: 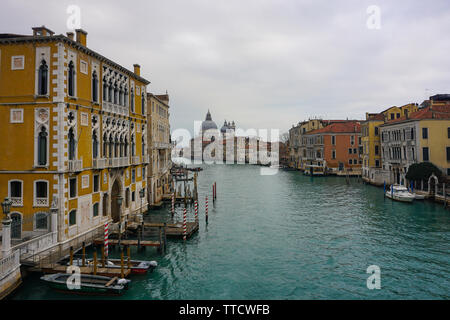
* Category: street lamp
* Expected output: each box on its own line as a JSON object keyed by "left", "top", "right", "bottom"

{"left": 1, "top": 197, "right": 12, "bottom": 220}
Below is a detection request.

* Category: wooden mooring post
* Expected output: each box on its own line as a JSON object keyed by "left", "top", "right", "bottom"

{"left": 127, "top": 245, "right": 131, "bottom": 269}
{"left": 93, "top": 247, "right": 98, "bottom": 275}
{"left": 444, "top": 183, "right": 447, "bottom": 208}
{"left": 69, "top": 246, "right": 74, "bottom": 265}
{"left": 82, "top": 242, "right": 86, "bottom": 267}
{"left": 101, "top": 245, "right": 105, "bottom": 268}
{"left": 120, "top": 246, "right": 125, "bottom": 278}
{"left": 163, "top": 223, "right": 167, "bottom": 253}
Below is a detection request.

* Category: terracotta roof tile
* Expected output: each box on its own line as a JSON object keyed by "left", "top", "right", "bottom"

{"left": 381, "top": 105, "right": 450, "bottom": 125}
{"left": 306, "top": 121, "right": 361, "bottom": 134}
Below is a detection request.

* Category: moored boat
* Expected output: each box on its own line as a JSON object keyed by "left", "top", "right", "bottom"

{"left": 70, "top": 259, "right": 157, "bottom": 274}
{"left": 413, "top": 193, "right": 425, "bottom": 200}
{"left": 40, "top": 273, "right": 130, "bottom": 296}
{"left": 385, "top": 185, "right": 415, "bottom": 203}
{"left": 303, "top": 165, "right": 325, "bottom": 176}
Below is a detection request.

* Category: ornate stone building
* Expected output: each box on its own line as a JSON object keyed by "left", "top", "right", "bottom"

{"left": 0, "top": 26, "right": 149, "bottom": 248}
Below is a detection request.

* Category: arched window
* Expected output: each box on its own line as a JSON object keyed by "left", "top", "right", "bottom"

{"left": 119, "top": 86, "right": 123, "bottom": 106}
{"left": 124, "top": 89, "right": 129, "bottom": 107}
{"left": 93, "top": 203, "right": 99, "bottom": 217}
{"left": 93, "top": 130, "right": 98, "bottom": 159}
{"left": 11, "top": 212, "right": 22, "bottom": 239}
{"left": 130, "top": 88, "right": 135, "bottom": 113}
{"left": 141, "top": 93, "right": 145, "bottom": 114}
{"left": 69, "top": 210, "right": 77, "bottom": 226}
{"left": 68, "top": 128, "right": 75, "bottom": 160}
{"left": 114, "top": 136, "right": 119, "bottom": 158}
{"left": 92, "top": 71, "right": 98, "bottom": 102}
{"left": 103, "top": 133, "right": 108, "bottom": 158}
{"left": 119, "top": 135, "right": 124, "bottom": 157}
{"left": 38, "top": 126, "right": 48, "bottom": 165}
{"left": 38, "top": 60, "right": 48, "bottom": 95}
{"left": 142, "top": 135, "right": 145, "bottom": 156}
{"left": 131, "top": 135, "right": 135, "bottom": 156}
{"left": 103, "top": 78, "right": 108, "bottom": 101}
{"left": 68, "top": 61, "right": 75, "bottom": 97}
{"left": 35, "top": 212, "right": 48, "bottom": 230}
{"left": 114, "top": 83, "right": 118, "bottom": 104}
{"left": 109, "top": 136, "right": 113, "bottom": 158}
{"left": 109, "top": 81, "right": 113, "bottom": 102}
{"left": 124, "top": 137, "right": 128, "bottom": 157}
{"left": 34, "top": 180, "right": 48, "bottom": 206}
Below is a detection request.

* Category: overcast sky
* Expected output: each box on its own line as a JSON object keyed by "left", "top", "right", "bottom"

{"left": 2, "top": 0, "right": 450, "bottom": 136}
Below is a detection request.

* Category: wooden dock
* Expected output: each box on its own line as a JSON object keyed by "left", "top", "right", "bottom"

{"left": 40, "top": 264, "right": 132, "bottom": 278}
{"left": 144, "top": 221, "right": 199, "bottom": 239}
{"left": 93, "top": 238, "right": 161, "bottom": 247}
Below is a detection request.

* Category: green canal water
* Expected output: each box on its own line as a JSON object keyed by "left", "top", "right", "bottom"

{"left": 11, "top": 164, "right": 450, "bottom": 299}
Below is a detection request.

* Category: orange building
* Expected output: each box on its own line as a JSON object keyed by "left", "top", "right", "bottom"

{"left": 303, "top": 121, "right": 362, "bottom": 175}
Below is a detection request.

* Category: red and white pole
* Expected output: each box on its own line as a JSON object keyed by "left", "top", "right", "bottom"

{"left": 194, "top": 200, "right": 198, "bottom": 222}
{"left": 171, "top": 192, "right": 175, "bottom": 216}
{"left": 104, "top": 222, "right": 109, "bottom": 257}
{"left": 205, "top": 196, "right": 209, "bottom": 223}
{"left": 183, "top": 208, "right": 187, "bottom": 241}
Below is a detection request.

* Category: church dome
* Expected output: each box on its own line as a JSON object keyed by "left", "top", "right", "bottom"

{"left": 220, "top": 120, "right": 229, "bottom": 134}
{"left": 201, "top": 110, "right": 218, "bottom": 132}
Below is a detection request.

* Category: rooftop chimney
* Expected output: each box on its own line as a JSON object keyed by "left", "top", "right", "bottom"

{"left": 32, "top": 25, "right": 54, "bottom": 37}
{"left": 66, "top": 32, "right": 74, "bottom": 40}
{"left": 133, "top": 64, "right": 141, "bottom": 76}
{"left": 75, "top": 29, "right": 87, "bottom": 46}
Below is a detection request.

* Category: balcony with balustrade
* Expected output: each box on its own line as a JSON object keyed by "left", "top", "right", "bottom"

{"left": 10, "top": 197, "right": 22, "bottom": 207}
{"left": 102, "top": 101, "right": 129, "bottom": 116}
{"left": 131, "top": 155, "right": 140, "bottom": 165}
{"left": 68, "top": 159, "right": 83, "bottom": 172}
{"left": 93, "top": 158, "right": 107, "bottom": 169}
{"left": 34, "top": 197, "right": 49, "bottom": 207}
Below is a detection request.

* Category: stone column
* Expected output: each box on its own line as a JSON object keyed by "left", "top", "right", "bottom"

{"left": 2, "top": 217, "right": 12, "bottom": 257}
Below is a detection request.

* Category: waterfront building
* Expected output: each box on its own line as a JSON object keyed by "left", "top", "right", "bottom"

{"left": 288, "top": 119, "right": 331, "bottom": 170}
{"left": 361, "top": 103, "right": 419, "bottom": 185}
{"left": 379, "top": 97, "right": 450, "bottom": 185}
{"left": 0, "top": 26, "right": 149, "bottom": 257}
{"left": 146, "top": 93, "right": 172, "bottom": 206}
{"left": 288, "top": 124, "right": 302, "bottom": 169}
{"left": 303, "top": 121, "right": 362, "bottom": 175}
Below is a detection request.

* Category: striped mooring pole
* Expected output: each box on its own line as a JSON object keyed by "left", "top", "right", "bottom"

{"left": 194, "top": 200, "right": 198, "bottom": 221}
{"left": 183, "top": 208, "right": 187, "bottom": 241}
{"left": 104, "top": 222, "right": 109, "bottom": 257}
{"left": 205, "top": 196, "right": 209, "bottom": 223}
{"left": 171, "top": 192, "right": 175, "bottom": 216}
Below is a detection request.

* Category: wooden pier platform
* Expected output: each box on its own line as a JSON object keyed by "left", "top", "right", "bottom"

{"left": 143, "top": 221, "right": 199, "bottom": 239}
{"left": 93, "top": 239, "right": 161, "bottom": 247}
{"left": 40, "top": 264, "right": 132, "bottom": 278}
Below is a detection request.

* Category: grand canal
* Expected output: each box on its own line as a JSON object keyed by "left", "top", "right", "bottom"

{"left": 11, "top": 164, "right": 450, "bottom": 299}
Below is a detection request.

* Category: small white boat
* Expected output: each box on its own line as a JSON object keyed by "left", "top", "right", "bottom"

{"left": 413, "top": 193, "right": 425, "bottom": 200}
{"left": 385, "top": 185, "right": 415, "bottom": 203}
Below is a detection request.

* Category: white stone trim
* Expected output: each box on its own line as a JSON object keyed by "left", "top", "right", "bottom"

{"left": 33, "top": 179, "right": 49, "bottom": 207}
{"left": 34, "top": 46, "right": 51, "bottom": 96}
{"left": 11, "top": 55, "right": 24, "bottom": 70}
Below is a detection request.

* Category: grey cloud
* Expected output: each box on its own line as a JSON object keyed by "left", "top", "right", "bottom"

{"left": 1, "top": 0, "right": 450, "bottom": 136}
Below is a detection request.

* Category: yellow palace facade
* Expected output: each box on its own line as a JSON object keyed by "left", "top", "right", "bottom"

{"left": 361, "top": 103, "right": 418, "bottom": 185}
{"left": 0, "top": 26, "right": 150, "bottom": 244}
